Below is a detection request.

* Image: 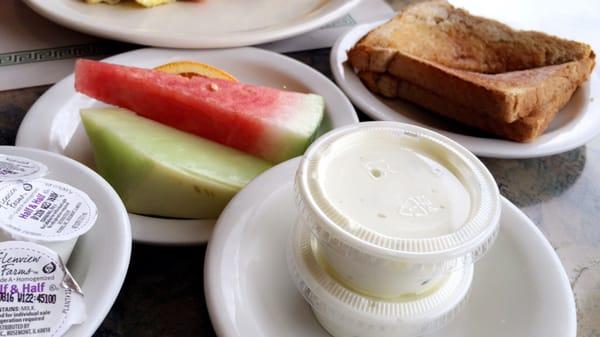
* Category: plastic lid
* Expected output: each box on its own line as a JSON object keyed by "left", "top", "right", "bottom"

{"left": 0, "top": 178, "right": 98, "bottom": 242}
{"left": 287, "top": 220, "right": 473, "bottom": 337}
{"left": 296, "top": 122, "right": 501, "bottom": 263}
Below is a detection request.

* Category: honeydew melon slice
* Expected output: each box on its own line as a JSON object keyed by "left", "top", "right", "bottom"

{"left": 81, "top": 107, "right": 272, "bottom": 219}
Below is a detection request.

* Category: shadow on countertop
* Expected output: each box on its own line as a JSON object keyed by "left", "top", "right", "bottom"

{"left": 94, "top": 243, "right": 217, "bottom": 337}
{"left": 483, "top": 146, "right": 586, "bottom": 208}
{"left": 0, "top": 85, "right": 50, "bottom": 145}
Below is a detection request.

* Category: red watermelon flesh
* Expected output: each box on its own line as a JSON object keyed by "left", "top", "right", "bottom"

{"left": 75, "top": 59, "right": 325, "bottom": 163}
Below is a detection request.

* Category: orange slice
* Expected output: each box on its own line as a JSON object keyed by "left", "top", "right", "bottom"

{"left": 154, "top": 61, "right": 238, "bottom": 81}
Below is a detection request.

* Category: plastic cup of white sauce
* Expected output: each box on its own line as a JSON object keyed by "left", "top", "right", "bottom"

{"left": 294, "top": 122, "right": 501, "bottom": 299}
{"left": 288, "top": 219, "right": 474, "bottom": 337}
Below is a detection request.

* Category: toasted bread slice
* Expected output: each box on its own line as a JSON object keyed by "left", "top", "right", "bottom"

{"left": 359, "top": 71, "right": 573, "bottom": 142}
{"left": 347, "top": 0, "right": 595, "bottom": 125}
{"left": 349, "top": 1, "right": 592, "bottom": 74}
{"left": 385, "top": 51, "right": 595, "bottom": 124}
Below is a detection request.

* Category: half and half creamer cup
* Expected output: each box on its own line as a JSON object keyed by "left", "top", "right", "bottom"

{"left": 0, "top": 154, "right": 48, "bottom": 183}
{"left": 0, "top": 241, "right": 86, "bottom": 336}
{"left": 295, "top": 122, "right": 501, "bottom": 298}
{"left": 0, "top": 177, "right": 98, "bottom": 262}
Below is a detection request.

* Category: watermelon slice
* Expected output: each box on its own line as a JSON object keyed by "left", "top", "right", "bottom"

{"left": 81, "top": 107, "right": 272, "bottom": 219}
{"left": 75, "top": 59, "right": 325, "bottom": 163}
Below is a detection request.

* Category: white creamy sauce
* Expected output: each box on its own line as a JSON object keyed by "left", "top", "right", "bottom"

{"left": 318, "top": 134, "right": 471, "bottom": 239}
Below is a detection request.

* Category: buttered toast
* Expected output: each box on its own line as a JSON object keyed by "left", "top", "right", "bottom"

{"left": 347, "top": 0, "right": 595, "bottom": 141}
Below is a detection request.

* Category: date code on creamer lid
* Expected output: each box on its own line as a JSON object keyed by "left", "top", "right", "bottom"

{"left": 0, "top": 178, "right": 98, "bottom": 242}
{"left": 0, "top": 241, "right": 85, "bottom": 337}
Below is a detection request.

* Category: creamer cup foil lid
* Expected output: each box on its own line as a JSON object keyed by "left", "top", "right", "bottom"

{"left": 0, "top": 179, "right": 98, "bottom": 242}
{"left": 0, "top": 155, "right": 48, "bottom": 183}
{"left": 0, "top": 241, "right": 85, "bottom": 336}
{"left": 296, "top": 122, "right": 502, "bottom": 263}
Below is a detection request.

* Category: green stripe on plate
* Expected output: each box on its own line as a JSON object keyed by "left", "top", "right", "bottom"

{"left": 0, "top": 42, "right": 135, "bottom": 67}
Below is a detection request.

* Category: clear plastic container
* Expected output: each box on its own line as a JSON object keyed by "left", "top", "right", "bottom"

{"left": 295, "top": 122, "right": 500, "bottom": 298}
{"left": 287, "top": 219, "right": 473, "bottom": 337}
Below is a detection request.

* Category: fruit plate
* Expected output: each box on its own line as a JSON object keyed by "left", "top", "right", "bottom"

{"left": 16, "top": 47, "right": 358, "bottom": 245}
{"left": 204, "top": 157, "right": 576, "bottom": 337}
{"left": 24, "top": 0, "right": 360, "bottom": 49}
{"left": 331, "top": 20, "right": 600, "bottom": 159}
{"left": 0, "top": 146, "right": 132, "bottom": 337}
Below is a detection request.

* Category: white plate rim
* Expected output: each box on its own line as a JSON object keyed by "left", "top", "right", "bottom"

{"left": 0, "top": 145, "right": 132, "bottom": 337}
{"left": 24, "top": 0, "right": 361, "bottom": 49}
{"left": 204, "top": 157, "right": 576, "bottom": 337}
{"left": 15, "top": 47, "right": 358, "bottom": 245}
{"left": 330, "top": 21, "right": 600, "bottom": 159}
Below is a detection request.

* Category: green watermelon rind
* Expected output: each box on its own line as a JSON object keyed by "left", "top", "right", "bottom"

{"left": 262, "top": 93, "right": 326, "bottom": 163}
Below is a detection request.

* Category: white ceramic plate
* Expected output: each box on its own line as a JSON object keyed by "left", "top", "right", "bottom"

{"left": 24, "top": 0, "right": 360, "bottom": 49}
{"left": 331, "top": 21, "right": 600, "bottom": 159}
{"left": 0, "top": 146, "right": 132, "bottom": 337}
{"left": 16, "top": 47, "right": 358, "bottom": 245}
{"left": 205, "top": 157, "right": 576, "bottom": 337}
